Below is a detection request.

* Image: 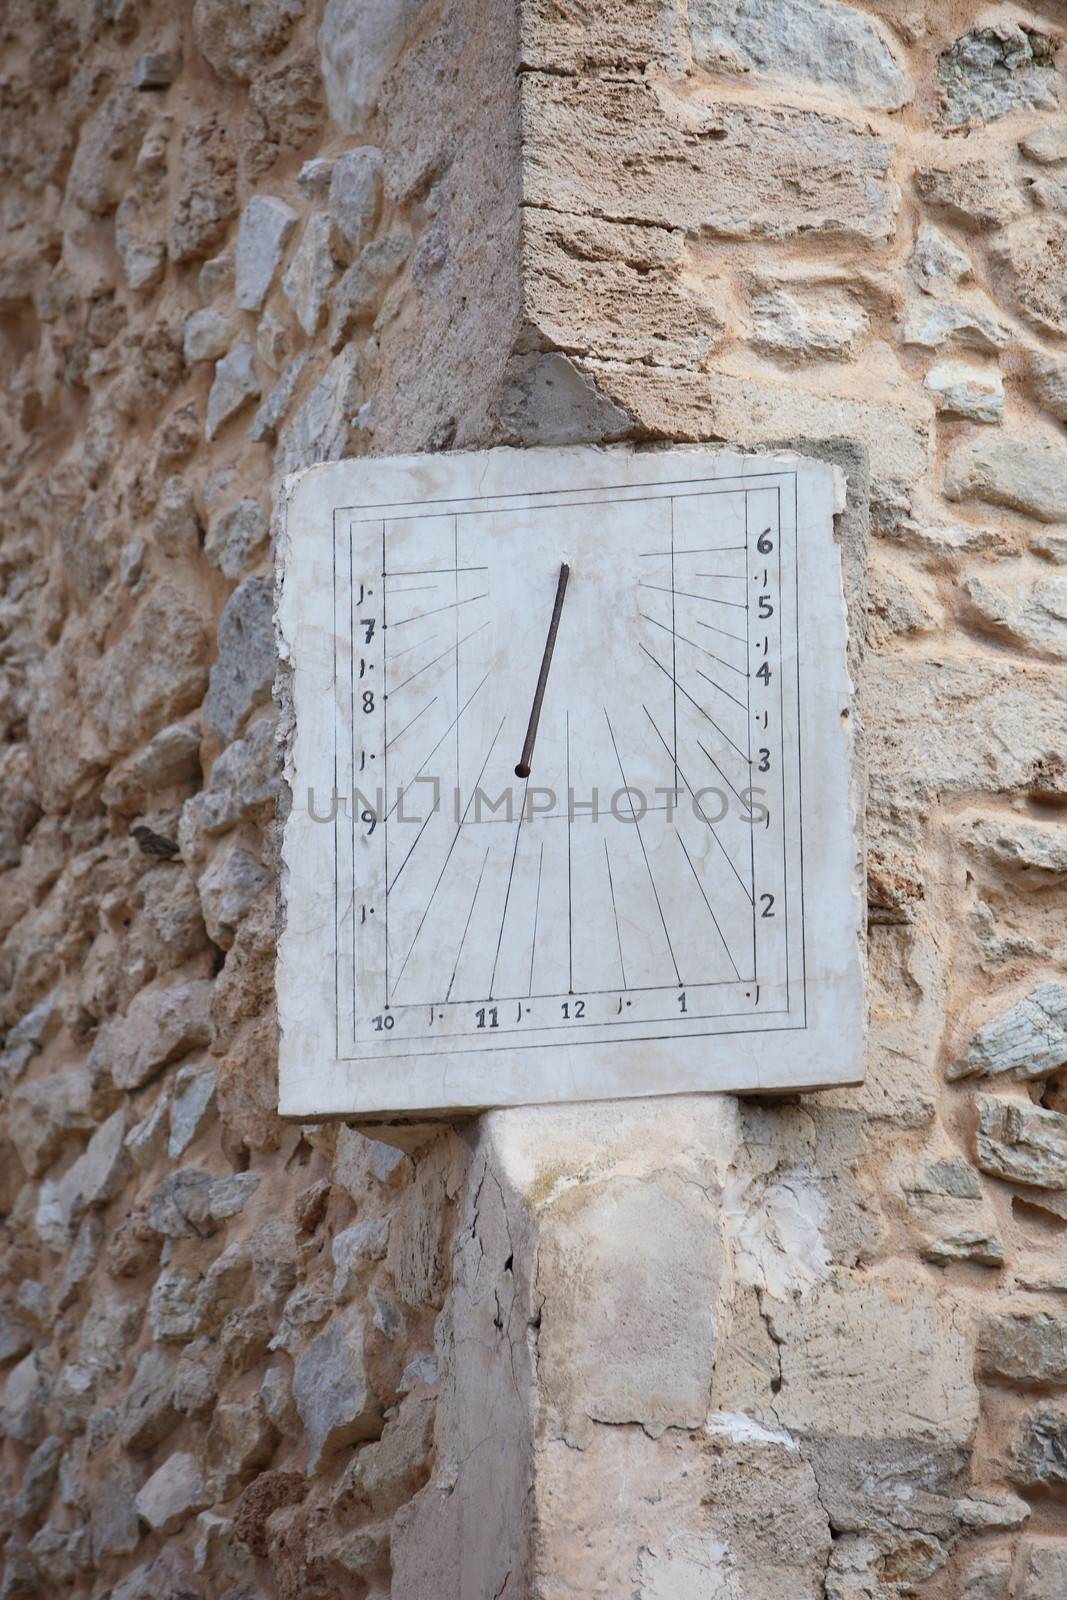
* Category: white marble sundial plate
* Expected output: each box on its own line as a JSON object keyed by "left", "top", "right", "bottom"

{"left": 277, "top": 445, "right": 864, "bottom": 1117}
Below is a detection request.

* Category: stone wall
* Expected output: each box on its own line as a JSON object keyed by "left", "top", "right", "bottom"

{"left": 1, "top": 0, "right": 1066, "bottom": 1596}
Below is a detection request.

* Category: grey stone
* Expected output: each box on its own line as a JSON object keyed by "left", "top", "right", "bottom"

{"left": 1020, "top": 1541, "right": 1067, "bottom": 1598}
{"left": 134, "top": 1452, "right": 209, "bottom": 1534}
{"left": 151, "top": 478, "right": 202, "bottom": 558}
{"left": 332, "top": 1218, "right": 390, "bottom": 1301}
{"left": 56, "top": 1215, "right": 102, "bottom": 1312}
{"left": 115, "top": 196, "right": 167, "bottom": 291}
{"left": 251, "top": 1218, "right": 300, "bottom": 1301}
{"left": 979, "top": 1314, "right": 1067, "bottom": 1384}
{"left": 497, "top": 352, "right": 632, "bottom": 448}
{"left": 319, "top": 0, "right": 427, "bottom": 133}
{"left": 35, "top": 1108, "right": 128, "bottom": 1250}
{"left": 939, "top": 26, "right": 1059, "bottom": 128}
{"left": 963, "top": 1553, "right": 1013, "bottom": 1600}
{"left": 95, "top": 981, "right": 213, "bottom": 1092}
{"left": 198, "top": 253, "right": 234, "bottom": 301}
{"left": 178, "top": 716, "right": 280, "bottom": 859}
{"left": 909, "top": 224, "right": 973, "bottom": 293}
{"left": 119, "top": 1348, "right": 181, "bottom": 1452}
{"left": 168, "top": 1064, "right": 218, "bottom": 1158}
{"left": 1027, "top": 349, "right": 1067, "bottom": 421}
{"left": 915, "top": 160, "right": 1025, "bottom": 228}
{"left": 297, "top": 158, "right": 334, "bottom": 197}
{"left": 1023, "top": 125, "right": 1067, "bottom": 165}
{"left": 89, "top": 1460, "right": 142, "bottom": 1559}
{"left": 989, "top": 219, "right": 1067, "bottom": 337}
{"left": 126, "top": 1095, "right": 170, "bottom": 1171}
{"left": 250, "top": 353, "right": 308, "bottom": 444}
{"left": 204, "top": 1398, "right": 276, "bottom": 1498}
{"left": 203, "top": 577, "right": 276, "bottom": 742}
{"left": 173, "top": 1339, "right": 221, "bottom": 1418}
{"left": 691, "top": 0, "right": 912, "bottom": 110}
{"left": 329, "top": 232, "right": 412, "bottom": 348}
{"left": 0, "top": 1302, "right": 33, "bottom": 1366}
{"left": 14, "top": 1436, "right": 61, "bottom": 1525}
{"left": 197, "top": 843, "right": 271, "bottom": 947}
{"left": 961, "top": 816, "right": 1067, "bottom": 882}
{"left": 746, "top": 280, "right": 869, "bottom": 363}
{"left": 334, "top": 1394, "right": 434, "bottom": 1516}
{"left": 270, "top": 1283, "right": 331, "bottom": 1353}
{"left": 149, "top": 1269, "right": 204, "bottom": 1342}
{"left": 1, "top": 1354, "right": 48, "bottom": 1445}
{"left": 122, "top": 719, "right": 202, "bottom": 798}
{"left": 206, "top": 345, "right": 260, "bottom": 440}
{"left": 924, "top": 361, "right": 1003, "bottom": 423}
{"left": 132, "top": 52, "right": 179, "bottom": 90}
{"left": 328, "top": 147, "right": 383, "bottom": 263}
{"left": 261, "top": 1365, "right": 299, "bottom": 1434}
{"left": 27, "top": 1524, "right": 91, "bottom": 1584}
{"left": 193, "top": 0, "right": 304, "bottom": 82}
{"left": 952, "top": 984, "right": 1067, "bottom": 1081}
{"left": 1012, "top": 1406, "right": 1067, "bottom": 1491}
{"left": 282, "top": 214, "right": 335, "bottom": 336}
{"left": 975, "top": 1096, "right": 1067, "bottom": 1190}
{"left": 8, "top": 1070, "right": 96, "bottom": 1179}
{"left": 147, "top": 1169, "right": 260, "bottom": 1240}
{"left": 293, "top": 1306, "right": 382, "bottom": 1471}
{"left": 235, "top": 196, "right": 299, "bottom": 312}
{"left": 204, "top": 498, "right": 269, "bottom": 579}
{"left": 276, "top": 346, "right": 363, "bottom": 475}
{"left": 66, "top": 88, "right": 148, "bottom": 215}
{"left": 183, "top": 307, "right": 231, "bottom": 364}
{"left": 946, "top": 428, "right": 1067, "bottom": 524}
{"left": 954, "top": 1490, "right": 1030, "bottom": 1531}
{"left": 900, "top": 295, "right": 1011, "bottom": 352}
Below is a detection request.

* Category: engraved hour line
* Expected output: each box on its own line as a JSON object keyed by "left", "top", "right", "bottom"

{"left": 696, "top": 618, "right": 747, "bottom": 646}
{"left": 696, "top": 737, "right": 747, "bottom": 809}
{"left": 639, "top": 544, "right": 746, "bottom": 558}
{"left": 389, "top": 715, "right": 507, "bottom": 1000}
{"left": 389, "top": 631, "right": 439, "bottom": 662}
{"left": 446, "top": 845, "right": 490, "bottom": 1002}
{"left": 604, "top": 708, "right": 682, "bottom": 987}
{"left": 385, "top": 696, "right": 437, "bottom": 752}
{"left": 675, "top": 828, "right": 742, "bottom": 982}
{"left": 640, "top": 644, "right": 751, "bottom": 766}
{"left": 387, "top": 800, "right": 436, "bottom": 894}
{"left": 489, "top": 775, "right": 530, "bottom": 1000}
{"left": 643, "top": 706, "right": 753, "bottom": 905}
{"left": 390, "top": 621, "right": 489, "bottom": 696}
{"left": 640, "top": 582, "right": 748, "bottom": 611}
{"left": 382, "top": 670, "right": 490, "bottom": 826}
{"left": 391, "top": 591, "right": 489, "bottom": 628}
{"left": 603, "top": 838, "right": 627, "bottom": 989}
{"left": 527, "top": 841, "right": 544, "bottom": 998}
{"left": 695, "top": 666, "right": 747, "bottom": 713}
{"left": 640, "top": 611, "right": 748, "bottom": 678}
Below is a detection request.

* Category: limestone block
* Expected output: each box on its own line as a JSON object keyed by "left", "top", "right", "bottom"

{"left": 900, "top": 294, "right": 1011, "bottom": 351}
{"left": 334, "top": 1394, "right": 434, "bottom": 1516}
{"left": 14, "top": 1435, "right": 61, "bottom": 1524}
{"left": 87, "top": 583, "right": 208, "bottom": 753}
{"left": 691, "top": 0, "right": 912, "bottom": 110}
{"left": 524, "top": 209, "right": 726, "bottom": 368}
{"left": 319, "top": 0, "right": 428, "bottom": 134}
{"left": 952, "top": 984, "right": 1067, "bottom": 1080}
{"left": 242, "top": 55, "right": 324, "bottom": 180}
{"left": 523, "top": 77, "right": 899, "bottom": 242}
{"left": 770, "top": 1274, "right": 979, "bottom": 1446}
{"left": 962, "top": 574, "right": 1067, "bottom": 660}
{"left": 1011, "top": 1405, "right": 1067, "bottom": 1490}
{"left": 250, "top": 353, "right": 309, "bottom": 444}
{"left": 1020, "top": 1541, "right": 1067, "bottom": 1598}
{"left": 66, "top": 89, "right": 149, "bottom": 215}
{"left": 204, "top": 1398, "right": 276, "bottom": 1498}
{"left": 203, "top": 577, "right": 276, "bottom": 742}
{"left": 235, "top": 196, "right": 298, "bottom": 312}
{"left": 149, "top": 1269, "right": 205, "bottom": 1342}
{"left": 150, "top": 478, "right": 201, "bottom": 558}
{"left": 183, "top": 307, "right": 231, "bottom": 364}
{"left": 746, "top": 277, "right": 869, "bottom": 363}
{"left": 328, "top": 146, "right": 383, "bottom": 263}
{"left": 963, "top": 1552, "right": 1014, "bottom": 1600}
{"left": 119, "top": 1348, "right": 181, "bottom": 1452}
{"left": 168, "top": 1063, "right": 217, "bottom": 1157}
{"left": 958, "top": 815, "right": 1067, "bottom": 885}
{"left": 126, "top": 1095, "right": 169, "bottom": 1171}
{"left": 36, "top": 1107, "right": 128, "bottom": 1248}
{"left": 251, "top": 1218, "right": 300, "bottom": 1301}
{"left": 283, "top": 215, "right": 336, "bottom": 336}
{"left": 329, "top": 232, "right": 413, "bottom": 348}
{"left": 292, "top": 1305, "right": 382, "bottom": 1471}
{"left": 276, "top": 346, "right": 363, "bottom": 475}
{"left": 134, "top": 1451, "right": 209, "bottom": 1534}
{"left": 975, "top": 1096, "right": 1067, "bottom": 1189}
{"left": 193, "top": 0, "right": 304, "bottom": 82}
{"left": 946, "top": 428, "right": 1067, "bottom": 523}
{"left": 115, "top": 196, "right": 167, "bottom": 292}
{"left": 8, "top": 1070, "right": 96, "bottom": 1178}
{"left": 1023, "top": 125, "right": 1067, "bottom": 164}
{"left": 979, "top": 1313, "right": 1067, "bottom": 1384}
{"left": 989, "top": 219, "right": 1067, "bottom": 336}
{"left": 332, "top": 1217, "right": 389, "bottom": 1301}
{"left": 206, "top": 344, "right": 261, "bottom": 440}
{"left": 146, "top": 1169, "right": 260, "bottom": 1239}
{"left": 298, "top": 158, "right": 334, "bottom": 197}
{"left": 1026, "top": 348, "right": 1067, "bottom": 422}
{"left": 179, "top": 716, "right": 279, "bottom": 858}
{"left": 89, "top": 1459, "right": 142, "bottom": 1560}
{"left": 199, "top": 253, "right": 234, "bottom": 301}
{"left": 95, "top": 980, "right": 213, "bottom": 1092}
{"left": 924, "top": 361, "right": 1003, "bottom": 422}
{"left": 899, "top": 1159, "right": 1004, "bottom": 1267}
{"left": 914, "top": 160, "right": 1025, "bottom": 228}
{"left": 197, "top": 841, "right": 271, "bottom": 947}
{"left": 909, "top": 223, "right": 974, "bottom": 293}
{"left": 939, "top": 25, "right": 1059, "bottom": 127}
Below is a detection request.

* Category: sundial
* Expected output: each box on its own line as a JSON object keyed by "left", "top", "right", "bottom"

{"left": 277, "top": 445, "right": 864, "bottom": 1117}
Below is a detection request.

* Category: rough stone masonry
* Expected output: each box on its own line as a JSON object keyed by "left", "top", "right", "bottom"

{"left": 1, "top": 0, "right": 1067, "bottom": 1595}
